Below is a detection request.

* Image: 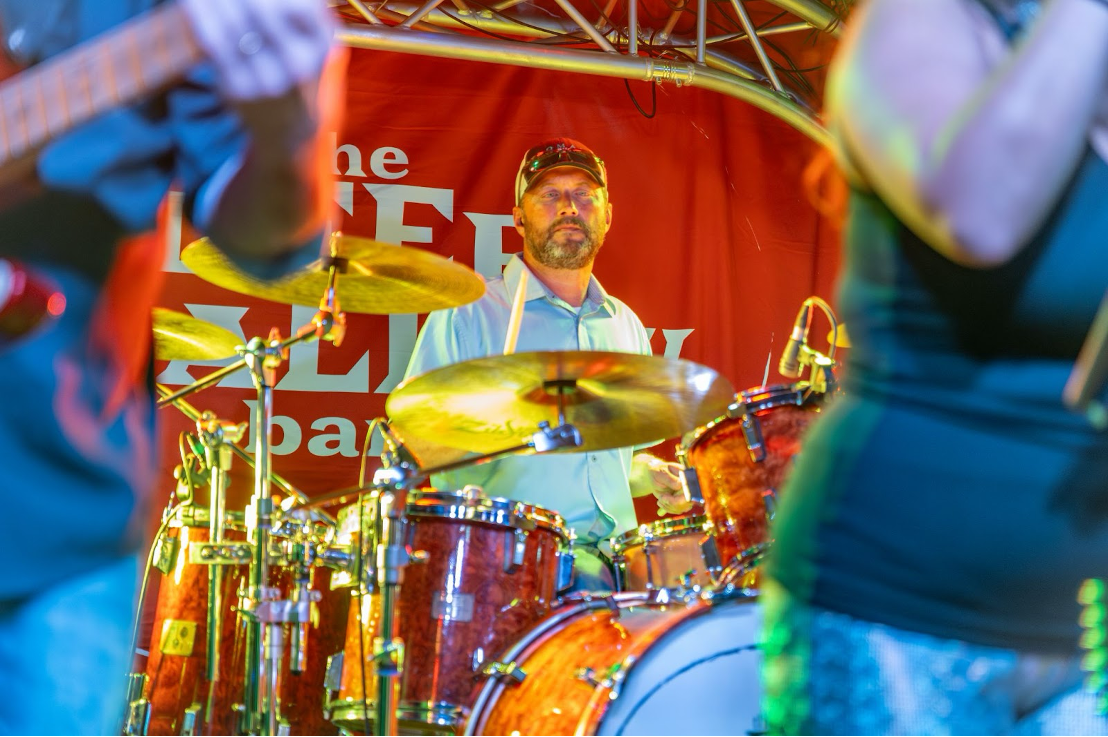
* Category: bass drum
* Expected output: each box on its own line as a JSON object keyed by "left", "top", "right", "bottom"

{"left": 464, "top": 591, "right": 763, "bottom": 736}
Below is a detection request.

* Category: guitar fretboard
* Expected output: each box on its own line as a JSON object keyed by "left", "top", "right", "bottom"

{"left": 0, "top": 3, "right": 200, "bottom": 172}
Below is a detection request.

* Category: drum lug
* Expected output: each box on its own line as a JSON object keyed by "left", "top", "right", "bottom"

{"left": 151, "top": 533, "right": 178, "bottom": 576}
{"left": 503, "top": 529, "right": 528, "bottom": 573}
{"left": 180, "top": 704, "right": 201, "bottom": 736}
{"left": 699, "top": 535, "right": 722, "bottom": 575}
{"left": 471, "top": 647, "right": 485, "bottom": 672}
{"left": 680, "top": 466, "right": 704, "bottom": 505}
{"left": 122, "top": 673, "right": 150, "bottom": 736}
{"left": 762, "top": 487, "right": 778, "bottom": 521}
{"left": 324, "top": 651, "right": 344, "bottom": 692}
{"left": 556, "top": 546, "right": 576, "bottom": 592}
{"left": 481, "top": 660, "right": 527, "bottom": 683}
{"left": 739, "top": 410, "right": 767, "bottom": 463}
{"left": 574, "top": 663, "right": 626, "bottom": 699}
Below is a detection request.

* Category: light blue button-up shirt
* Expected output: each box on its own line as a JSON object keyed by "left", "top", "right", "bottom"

{"left": 403, "top": 253, "right": 653, "bottom": 543}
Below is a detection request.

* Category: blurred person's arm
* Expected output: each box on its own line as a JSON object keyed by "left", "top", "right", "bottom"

{"left": 828, "top": 0, "right": 1108, "bottom": 267}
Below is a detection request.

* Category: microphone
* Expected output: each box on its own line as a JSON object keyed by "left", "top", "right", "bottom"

{"left": 379, "top": 420, "right": 419, "bottom": 469}
{"left": 779, "top": 299, "right": 814, "bottom": 378}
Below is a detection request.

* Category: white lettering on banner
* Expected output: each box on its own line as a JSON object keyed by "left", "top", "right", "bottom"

{"left": 644, "top": 327, "right": 697, "bottom": 358}
{"left": 370, "top": 147, "right": 409, "bottom": 180}
{"left": 466, "top": 213, "right": 517, "bottom": 279}
{"left": 243, "top": 399, "right": 303, "bottom": 455}
{"left": 365, "top": 183, "right": 453, "bottom": 246}
{"left": 238, "top": 408, "right": 385, "bottom": 459}
{"left": 278, "top": 306, "right": 371, "bottom": 393}
{"left": 306, "top": 417, "right": 362, "bottom": 457}
{"left": 376, "top": 313, "right": 419, "bottom": 394}
{"left": 331, "top": 133, "right": 368, "bottom": 177}
{"left": 335, "top": 181, "right": 354, "bottom": 216}
{"left": 155, "top": 304, "right": 251, "bottom": 388}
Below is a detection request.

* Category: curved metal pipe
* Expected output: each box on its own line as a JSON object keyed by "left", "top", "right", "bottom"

{"left": 337, "top": 24, "right": 828, "bottom": 146}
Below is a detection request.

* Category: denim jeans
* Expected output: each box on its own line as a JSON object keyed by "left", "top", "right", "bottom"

{"left": 761, "top": 579, "right": 1108, "bottom": 735}
{"left": 0, "top": 555, "right": 139, "bottom": 735}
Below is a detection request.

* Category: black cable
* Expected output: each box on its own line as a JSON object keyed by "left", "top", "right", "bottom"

{"left": 125, "top": 502, "right": 183, "bottom": 719}
{"left": 624, "top": 78, "right": 657, "bottom": 119}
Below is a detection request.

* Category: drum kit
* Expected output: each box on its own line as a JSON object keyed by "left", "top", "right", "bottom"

{"left": 124, "top": 235, "right": 840, "bottom": 737}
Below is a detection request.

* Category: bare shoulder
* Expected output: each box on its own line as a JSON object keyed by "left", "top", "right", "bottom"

{"left": 827, "top": 0, "right": 1001, "bottom": 156}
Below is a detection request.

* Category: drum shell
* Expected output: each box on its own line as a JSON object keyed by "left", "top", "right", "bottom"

{"left": 682, "top": 384, "right": 822, "bottom": 570}
{"left": 139, "top": 514, "right": 347, "bottom": 736}
{"left": 611, "top": 515, "right": 714, "bottom": 591}
{"left": 465, "top": 592, "right": 763, "bottom": 736}
{"left": 329, "top": 490, "right": 570, "bottom": 733}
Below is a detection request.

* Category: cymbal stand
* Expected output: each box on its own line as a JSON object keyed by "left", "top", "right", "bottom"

{"left": 239, "top": 275, "right": 345, "bottom": 736}
{"left": 348, "top": 418, "right": 583, "bottom": 737}
{"left": 195, "top": 413, "right": 246, "bottom": 689}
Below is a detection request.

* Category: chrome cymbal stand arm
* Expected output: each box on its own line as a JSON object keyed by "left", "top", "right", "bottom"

{"left": 419, "top": 421, "right": 583, "bottom": 478}
{"left": 241, "top": 336, "right": 283, "bottom": 737}
{"left": 197, "top": 414, "right": 245, "bottom": 684}
{"left": 370, "top": 481, "right": 409, "bottom": 737}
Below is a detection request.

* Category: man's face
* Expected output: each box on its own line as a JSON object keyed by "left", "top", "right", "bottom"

{"left": 513, "top": 168, "right": 613, "bottom": 270}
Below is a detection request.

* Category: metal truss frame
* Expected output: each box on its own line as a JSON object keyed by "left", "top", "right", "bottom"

{"left": 331, "top": 0, "right": 845, "bottom": 145}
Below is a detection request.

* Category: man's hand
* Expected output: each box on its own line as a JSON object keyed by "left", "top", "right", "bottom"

{"left": 181, "top": 0, "right": 336, "bottom": 101}
{"left": 631, "top": 453, "right": 694, "bottom": 516}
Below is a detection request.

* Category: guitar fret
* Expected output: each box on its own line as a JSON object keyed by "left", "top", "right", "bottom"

{"left": 0, "top": 92, "right": 10, "bottom": 163}
{"left": 124, "top": 23, "right": 146, "bottom": 95}
{"left": 12, "top": 81, "right": 29, "bottom": 158}
{"left": 53, "top": 63, "right": 72, "bottom": 131}
{"left": 0, "top": 2, "right": 203, "bottom": 173}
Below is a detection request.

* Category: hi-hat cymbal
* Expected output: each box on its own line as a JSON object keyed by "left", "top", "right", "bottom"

{"left": 181, "top": 234, "right": 485, "bottom": 315}
{"left": 386, "top": 350, "right": 736, "bottom": 454}
{"left": 152, "top": 307, "right": 241, "bottom": 361}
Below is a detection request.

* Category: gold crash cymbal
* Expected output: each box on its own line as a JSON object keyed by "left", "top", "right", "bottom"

{"left": 386, "top": 350, "right": 736, "bottom": 454}
{"left": 152, "top": 307, "right": 241, "bottom": 361}
{"left": 181, "top": 235, "right": 485, "bottom": 315}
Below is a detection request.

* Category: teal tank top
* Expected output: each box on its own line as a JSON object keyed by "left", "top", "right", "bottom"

{"left": 767, "top": 144, "right": 1108, "bottom": 652}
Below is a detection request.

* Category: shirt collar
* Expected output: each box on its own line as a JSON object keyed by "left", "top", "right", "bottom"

{"left": 503, "top": 253, "right": 616, "bottom": 316}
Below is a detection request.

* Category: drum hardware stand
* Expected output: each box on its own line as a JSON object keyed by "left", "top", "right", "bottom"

{"left": 195, "top": 413, "right": 247, "bottom": 687}
{"left": 159, "top": 272, "right": 346, "bottom": 736}
{"left": 341, "top": 418, "right": 586, "bottom": 737}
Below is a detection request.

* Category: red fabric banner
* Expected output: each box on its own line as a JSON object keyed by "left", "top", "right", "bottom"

{"left": 154, "top": 48, "right": 841, "bottom": 524}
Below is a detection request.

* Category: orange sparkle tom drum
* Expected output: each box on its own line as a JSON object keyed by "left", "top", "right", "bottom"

{"left": 677, "top": 382, "right": 825, "bottom": 578}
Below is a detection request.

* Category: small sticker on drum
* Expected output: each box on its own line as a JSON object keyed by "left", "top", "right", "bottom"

{"left": 431, "top": 592, "right": 474, "bottom": 622}
{"left": 159, "top": 619, "right": 197, "bottom": 656}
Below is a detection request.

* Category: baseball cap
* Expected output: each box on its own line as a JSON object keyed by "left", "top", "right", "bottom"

{"left": 514, "top": 138, "right": 607, "bottom": 205}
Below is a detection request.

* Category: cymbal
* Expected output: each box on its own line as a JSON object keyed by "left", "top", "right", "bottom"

{"left": 181, "top": 234, "right": 485, "bottom": 315}
{"left": 152, "top": 307, "right": 241, "bottom": 361}
{"left": 386, "top": 351, "right": 736, "bottom": 454}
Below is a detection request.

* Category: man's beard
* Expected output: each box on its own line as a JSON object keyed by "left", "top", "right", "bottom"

{"left": 524, "top": 216, "right": 604, "bottom": 269}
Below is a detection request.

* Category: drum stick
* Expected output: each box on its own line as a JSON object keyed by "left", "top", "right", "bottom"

{"left": 503, "top": 268, "right": 529, "bottom": 355}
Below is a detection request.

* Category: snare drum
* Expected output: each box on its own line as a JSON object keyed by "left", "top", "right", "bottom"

{"left": 133, "top": 506, "right": 347, "bottom": 736}
{"left": 678, "top": 383, "right": 825, "bottom": 578}
{"left": 465, "top": 591, "right": 763, "bottom": 735}
{"left": 327, "top": 488, "right": 574, "bottom": 734}
{"left": 611, "top": 515, "right": 716, "bottom": 591}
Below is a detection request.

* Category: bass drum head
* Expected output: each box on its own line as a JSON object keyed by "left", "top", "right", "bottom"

{"left": 598, "top": 595, "right": 763, "bottom": 736}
